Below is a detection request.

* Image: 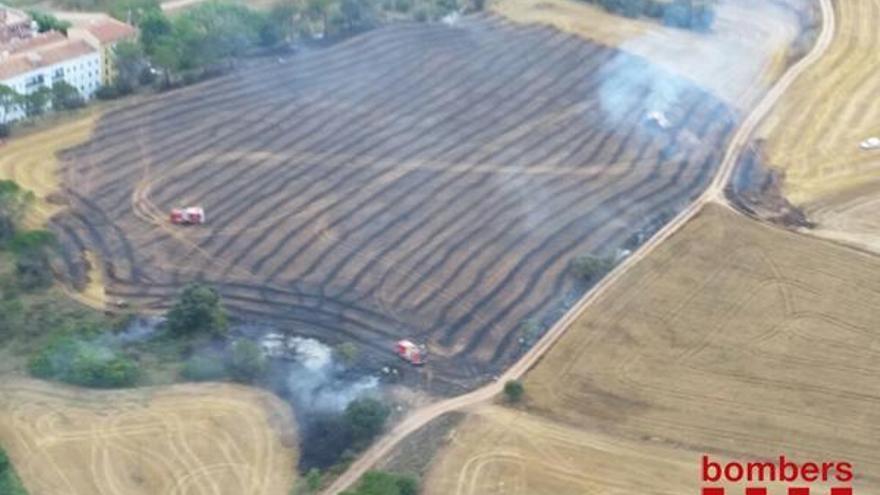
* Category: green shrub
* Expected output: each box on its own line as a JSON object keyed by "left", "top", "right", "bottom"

{"left": 228, "top": 339, "right": 267, "bottom": 383}
{"left": 503, "top": 380, "right": 524, "bottom": 403}
{"left": 0, "top": 446, "right": 27, "bottom": 495}
{"left": 345, "top": 397, "right": 390, "bottom": 450}
{"left": 341, "top": 470, "right": 419, "bottom": 495}
{"left": 181, "top": 354, "right": 228, "bottom": 381}
{"left": 570, "top": 254, "right": 615, "bottom": 282}
{"left": 29, "top": 336, "right": 139, "bottom": 388}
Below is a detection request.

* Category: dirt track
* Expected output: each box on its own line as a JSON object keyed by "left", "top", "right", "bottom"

{"left": 54, "top": 15, "right": 735, "bottom": 390}
{"left": 0, "top": 377, "right": 298, "bottom": 495}
{"left": 756, "top": 0, "right": 880, "bottom": 253}
{"left": 321, "top": 0, "right": 835, "bottom": 490}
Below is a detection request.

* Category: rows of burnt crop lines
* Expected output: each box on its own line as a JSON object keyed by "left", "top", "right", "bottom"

{"left": 51, "top": 19, "right": 732, "bottom": 370}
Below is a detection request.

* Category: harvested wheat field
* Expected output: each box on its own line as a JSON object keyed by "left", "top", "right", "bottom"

{"left": 0, "top": 377, "right": 297, "bottom": 495}
{"left": 492, "top": 0, "right": 811, "bottom": 110}
{"left": 757, "top": 0, "right": 880, "bottom": 250}
{"left": 425, "top": 203, "right": 880, "bottom": 493}
{"left": 52, "top": 15, "right": 737, "bottom": 389}
{"left": 0, "top": 110, "right": 102, "bottom": 227}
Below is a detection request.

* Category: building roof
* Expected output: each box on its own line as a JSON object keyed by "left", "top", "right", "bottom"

{"left": 5, "top": 31, "right": 66, "bottom": 54}
{"left": 0, "top": 38, "right": 96, "bottom": 80}
{"left": 69, "top": 15, "right": 137, "bottom": 45}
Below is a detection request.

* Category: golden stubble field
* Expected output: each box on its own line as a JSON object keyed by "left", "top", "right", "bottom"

{"left": 491, "top": 0, "right": 809, "bottom": 110}
{"left": 425, "top": 204, "right": 880, "bottom": 494}
{"left": 0, "top": 378, "right": 298, "bottom": 495}
{"left": 758, "top": 0, "right": 880, "bottom": 251}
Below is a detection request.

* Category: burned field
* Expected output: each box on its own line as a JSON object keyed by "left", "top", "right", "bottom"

{"left": 53, "top": 15, "right": 735, "bottom": 390}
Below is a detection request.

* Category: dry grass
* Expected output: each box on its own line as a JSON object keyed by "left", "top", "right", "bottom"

{"left": 0, "top": 110, "right": 101, "bottom": 227}
{"left": 426, "top": 204, "right": 880, "bottom": 493}
{"left": 757, "top": 0, "right": 880, "bottom": 251}
{"left": 0, "top": 377, "right": 298, "bottom": 495}
{"left": 491, "top": 0, "right": 805, "bottom": 110}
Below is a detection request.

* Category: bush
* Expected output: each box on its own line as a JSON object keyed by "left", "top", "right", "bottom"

{"left": 570, "top": 253, "right": 615, "bottom": 282}
{"left": 29, "top": 336, "right": 140, "bottom": 388}
{"left": 503, "top": 380, "right": 524, "bottom": 403}
{"left": 301, "top": 414, "right": 354, "bottom": 469}
{"left": 0, "top": 123, "right": 9, "bottom": 139}
{"left": 0, "top": 447, "right": 27, "bottom": 495}
{"left": 95, "top": 85, "right": 120, "bottom": 100}
{"left": 228, "top": 339, "right": 267, "bottom": 383}
{"left": 181, "top": 353, "right": 227, "bottom": 381}
{"left": 165, "top": 283, "right": 229, "bottom": 338}
{"left": 341, "top": 471, "right": 419, "bottom": 495}
{"left": 345, "top": 397, "right": 390, "bottom": 450}
{"left": 335, "top": 342, "right": 358, "bottom": 366}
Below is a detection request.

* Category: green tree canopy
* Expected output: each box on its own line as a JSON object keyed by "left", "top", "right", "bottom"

{"left": 51, "top": 81, "right": 85, "bottom": 111}
{"left": 345, "top": 397, "right": 390, "bottom": 450}
{"left": 165, "top": 283, "right": 229, "bottom": 337}
{"left": 29, "top": 336, "right": 139, "bottom": 388}
{"left": 503, "top": 380, "right": 524, "bottom": 403}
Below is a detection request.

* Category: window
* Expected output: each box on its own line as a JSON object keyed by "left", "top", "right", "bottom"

{"left": 25, "top": 74, "right": 44, "bottom": 88}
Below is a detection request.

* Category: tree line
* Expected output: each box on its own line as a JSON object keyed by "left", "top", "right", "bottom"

{"left": 582, "top": 0, "right": 718, "bottom": 30}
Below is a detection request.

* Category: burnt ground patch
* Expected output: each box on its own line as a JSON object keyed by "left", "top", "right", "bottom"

{"left": 53, "top": 15, "right": 736, "bottom": 393}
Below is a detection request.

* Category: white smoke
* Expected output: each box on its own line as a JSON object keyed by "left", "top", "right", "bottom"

{"left": 598, "top": 54, "right": 689, "bottom": 127}
{"left": 260, "top": 333, "right": 380, "bottom": 414}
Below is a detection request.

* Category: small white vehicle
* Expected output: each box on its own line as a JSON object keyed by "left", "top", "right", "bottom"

{"left": 860, "top": 137, "right": 880, "bottom": 150}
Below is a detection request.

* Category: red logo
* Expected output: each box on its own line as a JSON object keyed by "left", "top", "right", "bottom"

{"left": 701, "top": 455, "right": 853, "bottom": 494}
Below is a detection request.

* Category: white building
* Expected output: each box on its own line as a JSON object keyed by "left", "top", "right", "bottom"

{"left": 1, "top": 6, "right": 103, "bottom": 124}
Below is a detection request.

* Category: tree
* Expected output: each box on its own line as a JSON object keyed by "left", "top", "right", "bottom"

{"left": 109, "top": 0, "right": 161, "bottom": 25}
{"left": 112, "top": 40, "right": 149, "bottom": 93}
{"left": 51, "top": 81, "right": 85, "bottom": 111}
{"left": 139, "top": 10, "right": 173, "bottom": 55}
{"left": 345, "top": 397, "right": 390, "bottom": 449}
{"left": 229, "top": 339, "right": 267, "bottom": 382}
{"left": 0, "top": 180, "right": 34, "bottom": 244}
{"left": 0, "top": 85, "right": 22, "bottom": 124}
{"left": 24, "top": 87, "right": 51, "bottom": 117}
{"left": 335, "top": 0, "right": 376, "bottom": 33}
{"left": 165, "top": 283, "right": 229, "bottom": 337}
{"left": 503, "top": 380, "right": 524, "bottom": 403}
{"left": 266, "top": 0, "right": 300, "bottom": 42}
{"left": 305, "top": 0, "right": 334, "bottom": 36}
{"left": 9, "top": 229, "right": 55, "bottom": 290}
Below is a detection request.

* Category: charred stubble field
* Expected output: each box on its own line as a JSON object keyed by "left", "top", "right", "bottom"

{"left": 53, "top": 15, "right": 735, "bottom": 390}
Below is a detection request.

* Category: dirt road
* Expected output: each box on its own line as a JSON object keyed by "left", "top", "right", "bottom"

{"left": 321, "top": 0, "right": 836, "bottom": 492}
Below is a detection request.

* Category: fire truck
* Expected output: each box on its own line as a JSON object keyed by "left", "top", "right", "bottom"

{"left": 169, "top": 207, "right": 205, "bottom": 225}
{"left": 395, "top": 340, "right": 426, "bottom": 366}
